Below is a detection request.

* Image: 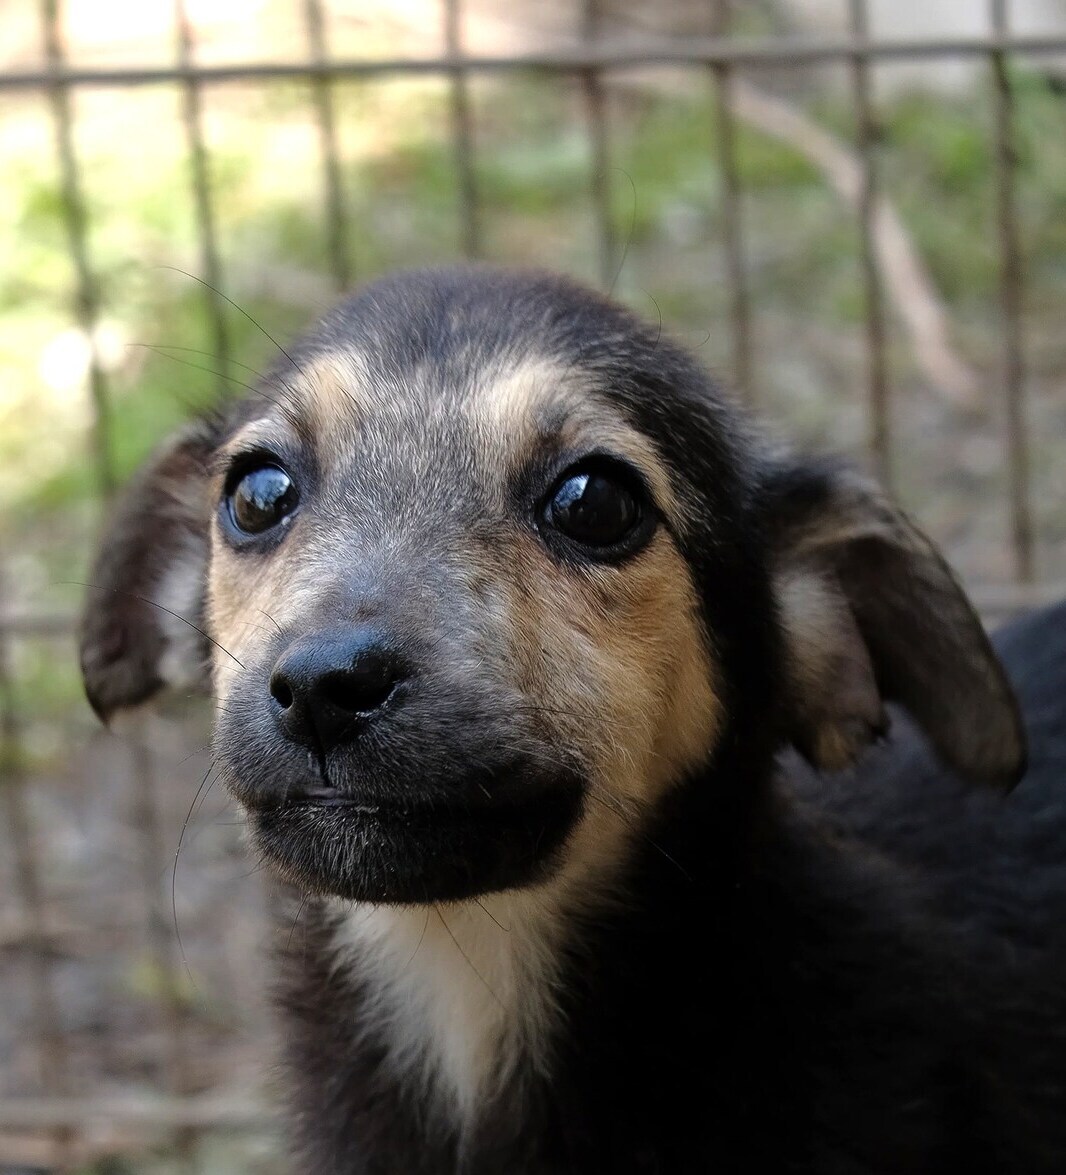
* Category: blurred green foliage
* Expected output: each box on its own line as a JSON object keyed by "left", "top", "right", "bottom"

{"left": 4, "top": 65, "right": 1066, "bottom": 765}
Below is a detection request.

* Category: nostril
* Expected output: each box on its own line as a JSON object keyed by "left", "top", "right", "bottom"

{"left": 320, "top": 655, "right": 403, "bottom": 716}
{"left": 270, "top": 675, "right": 294, "bottom": 710}
{"left": 269, "top": 633, "right": 411, "bottom": 751}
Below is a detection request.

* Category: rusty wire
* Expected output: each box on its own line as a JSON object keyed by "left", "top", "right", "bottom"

{"left": 0, "top": 5, "right": 1059, "bottom": 1161}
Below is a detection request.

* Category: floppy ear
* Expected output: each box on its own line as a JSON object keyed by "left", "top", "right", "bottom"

{"left": 80, "top": 418, "right": 221, "bottom": 724}
{"left": 766, "top": 460, "right": 1026, "bottom": 788}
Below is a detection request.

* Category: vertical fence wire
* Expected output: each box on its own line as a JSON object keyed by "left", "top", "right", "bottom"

{"left": 581, "top": 0, "right": 615, "bottom": 287}
{"left": 848, "top": 0, "right": 891, "bottom": 489}
{"left": 444, "top": 0, "right": 480, "bottom": 258}
{"left": 708, "top": 0, "right": 754, "bottom": 402}
{"left": 1, "top": 2, "right": 1058, "bottom": 1150}
{"left": 0, "top": 575, "right": 71, "bottom": 1167}
{"left": 305, "top": 0, "right": 352, "bottom": 291}
{"left": 130, "top": 731, "right": 198, "bottom": 1168}
{"left": 42, "top": 0, "right": 113, "bottom": 500}
{"left": 989, "top": 0, "right": 1034, "bottom": 582}
{"left": 175, "top": 0, "right": 231, "bottom": 396}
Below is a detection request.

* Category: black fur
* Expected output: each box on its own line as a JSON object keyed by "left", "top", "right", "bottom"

{"left": 278, "top": 603, "right": 1066, "bottom": 1173}
{"left": 79, "top": 267, "right": 1064, "bottom": 1173}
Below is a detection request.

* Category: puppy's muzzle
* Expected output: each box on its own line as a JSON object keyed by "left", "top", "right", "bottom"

{"left": 218, "top": 610, "right": 587, "bottom": 902}
{"left": 269, "top": 627, "right": 411, "bottom": 753}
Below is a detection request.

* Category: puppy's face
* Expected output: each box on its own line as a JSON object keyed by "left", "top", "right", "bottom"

{"left": 205, "top": 341, "right": 720, "bottom": 902}
{"left": 81, "top": 269, "right": 1025, "bottom": 906}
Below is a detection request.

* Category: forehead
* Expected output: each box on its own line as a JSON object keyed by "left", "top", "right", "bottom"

{"left": 221, "top": 325, "right": 680, "bottom": 522}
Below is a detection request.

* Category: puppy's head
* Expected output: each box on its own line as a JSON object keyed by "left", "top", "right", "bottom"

{"left": 80, "top": 268, "right": 1025, "bottom": 904}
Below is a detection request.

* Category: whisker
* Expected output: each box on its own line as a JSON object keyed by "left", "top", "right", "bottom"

{"left": 171, "top": 759, "right": 220, "bottom": 989}
{"left": 257, "top": 608, "right": 284, "bottom": 635}
{"left": 586, "top": 786, "right": 692, "bottom": 882}
{"left": 132, "top": 342, "right": 269, "bottom": 381}
{"left": 175, "top": 742, "right": 213, "bottom": 767}
{"left": 474, "top": 898, "right": 510, "bottom": 934}
{"left": 435, "top": 906, "right": 503, "bottom": 1008}
{"left": 127, "top": 343, "right": 265, "bottom": 400}
{"left": 156, "top": 265, "right": 300, "bottom": 373}
{"left": 609, "top": 167, "right": 638, "bottom": 297}
{"left": 646, "top": 289, "right": 663, "bottom": 349}
{"left": 403, "top": 908, "right": 432, "bottom": 969}
{"left": 286, "top": 895, "right": 309, "bottom": 954}
{"left": 65, "top": 580, "right": 245, "bottom": 670}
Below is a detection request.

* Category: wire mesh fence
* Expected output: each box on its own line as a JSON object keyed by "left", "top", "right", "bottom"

{"left": 1, "top": 0, "right": 1064, "bottom": 1169}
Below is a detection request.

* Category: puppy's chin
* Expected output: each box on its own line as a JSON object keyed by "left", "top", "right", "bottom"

{"left": 244, "top": 784, "right": 585, "bottom": 903}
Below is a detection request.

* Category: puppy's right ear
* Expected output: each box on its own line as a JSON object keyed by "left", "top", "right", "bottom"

{"left": 80, "top": 418, "right": 221, "bottom": 724}
{"left": 765, "top": 459, "right": 1025, "bottom": 788}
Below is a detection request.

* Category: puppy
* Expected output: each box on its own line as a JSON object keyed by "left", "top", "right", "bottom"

{"left": 80, "top": 267, "right": 1066, "bottom": 1173}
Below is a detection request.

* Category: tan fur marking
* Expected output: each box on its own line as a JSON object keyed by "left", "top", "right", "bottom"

{"left": 216, "top": 416, "right": 297, "bottom": 467}
{"left": 207, "top": 346, "right": 724, "bottom": 1134}
{"left": 327, "top": 371, "right": 722, "bottom": 1133}
{"left": 777, "top": 563, "right": 884, "bottom": 771}
{"left": 207, "top": 540, "right": 328, "bottom": 706}
{"left": 294, "top": 350, "right": 373, "bottom": 444}
{"left": 478, "top": 356, "right": 684, "bottom": 528}
{"left": 500, "top": 526, "right": 720, "bottom": 882}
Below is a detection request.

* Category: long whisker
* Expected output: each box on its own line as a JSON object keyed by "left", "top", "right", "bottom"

{"left": 175, "top": 742, "right": 213, "bottom": 767}
{"left": 171, "top": 759, "right": 220, "bottom": 988}
{"left": 475, "top": 898, "right": 510, "bottom": 934}
{"left": 257, "top": 608, "right": 284, "bottom": 635}
{"left": 435, "top": 906, "right": 503, "bottom": 1007}
{"left": 403, "top": 908, "right": 432, "bottom": 968}
{"left": 586, "top": 785, "right": 692, "bottom": 882}
{"left": 130, "top": 341, "right": 304, "bottom": 424}
{"left": 156, "top": 265, "right": 300, "bottom": 372}
{"left": 609, "top": 167, "right": 638, "bottom": 297}
{"left": 132, "top": 342, "right": 269, "bottom": 381}
{"left": 286, "top": 895, "right": 309, "bottom": 954}
{"left": 127, "top": 343, "right": 265, "bottom": 399}
{"left": 67, "top": 581, "right": 245, "bottom": 669}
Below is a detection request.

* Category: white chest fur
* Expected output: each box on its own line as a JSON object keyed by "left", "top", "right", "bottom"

{"left": 328, "top": 893, "right": 566, "bottom": 1133}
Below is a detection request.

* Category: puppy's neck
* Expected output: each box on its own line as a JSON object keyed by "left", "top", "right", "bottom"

{"left": 329, "top": 889, "right": 569, "bottom": 1135}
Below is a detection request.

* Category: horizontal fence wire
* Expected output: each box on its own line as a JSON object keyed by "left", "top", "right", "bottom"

{"left": 7, "top": 34, "right": 1066, "bottom": 90}
{"left": 0, "top": 1095, "right": 266, "bottom": 1130}
{"left": 5, "top": 580, "right": 1064, "bottom": 644}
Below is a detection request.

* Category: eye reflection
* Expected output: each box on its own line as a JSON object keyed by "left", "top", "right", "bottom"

{"left": 227, "top": 465, "right": 298, "bottom": 536}
{"left": 543, "top": 461, "right": 652, "bottom": 557}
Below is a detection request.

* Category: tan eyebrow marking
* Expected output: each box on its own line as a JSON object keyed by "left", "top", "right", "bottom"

{"left": 292, "top": 351, "right": 374, "bottom": 439}
{"left": 213, "top": 417, "right": 300, "bottom": 477}
{"left": 476, "top": 355, "right": 683, "bottom": 528}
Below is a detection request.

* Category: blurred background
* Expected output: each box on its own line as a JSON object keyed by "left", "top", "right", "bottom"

{"left": 2, "top": 1, "right": 1066, "bottom": 1171}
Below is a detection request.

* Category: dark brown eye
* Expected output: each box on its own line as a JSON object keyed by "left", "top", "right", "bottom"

{"left": 543, "top": 463, "right": 652, "bottom": 557}
{"left": 227, "top": 465, "right": 298, "bottom": 536}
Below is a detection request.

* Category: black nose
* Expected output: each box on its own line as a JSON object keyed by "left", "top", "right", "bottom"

{"left": 270, "top": 629, "right": 410, "bottom": 751}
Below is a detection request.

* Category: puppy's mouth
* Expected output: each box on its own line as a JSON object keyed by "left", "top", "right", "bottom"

{"left": 280, "top": 786, "right": 381, "bottom": 811}
{"left": 243, "top": 778, "right": 585, "bottom": 903}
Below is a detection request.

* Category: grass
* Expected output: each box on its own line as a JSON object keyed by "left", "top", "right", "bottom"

{"left": 3, "top": 55, "right": 1065, "bottom": 1175}
{"left": 4, "top": 66, "right": 1066, "bottom": 768}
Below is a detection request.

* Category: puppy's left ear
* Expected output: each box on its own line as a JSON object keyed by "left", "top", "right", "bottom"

{"left": 765, "top": 460, "right": 1026, "bottom": 788}
{"left": 80, "top": 418, "right": 221, "bottom": 724}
